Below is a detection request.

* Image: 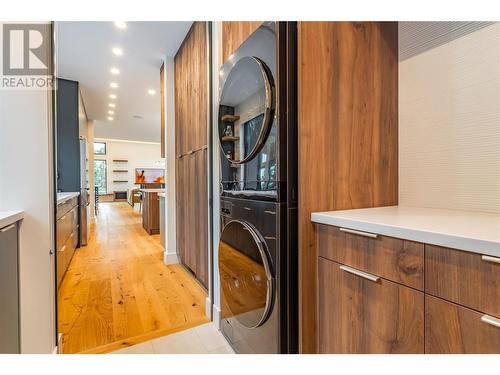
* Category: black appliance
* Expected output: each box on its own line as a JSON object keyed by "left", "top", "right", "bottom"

{"left": 218, "top": 22, "right": 297, "bottom": 354}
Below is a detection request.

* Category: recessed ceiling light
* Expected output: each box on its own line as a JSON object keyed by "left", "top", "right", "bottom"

{"left": 109, "top": 103, "right": 116, "bottom": 108}
{"left": 109, "top": 94, "right": 117, "bottom": 99}
{"left": 108, "top": 117, "right": 114, "bottom": 121}
{"left": 114, "top": 21, "right": 127, "bottom": 29}
{"left": 112, "top": 47, "right": 123, "bottom": 56}
{"left": 148, "top": 89, "right": 156, "bottom": 95}
{"left": 108, "top": 110, "right": 114, "bottom": 115}
{"left": 110, "top": 82, "right": 118, "bottom": 89}
{"left": 110, "top": 67, "right": 120, "bottom": 75}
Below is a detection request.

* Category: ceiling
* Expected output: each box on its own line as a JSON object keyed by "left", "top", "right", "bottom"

{"left": 56, "top": 21, "right": 192, "bottom": 142}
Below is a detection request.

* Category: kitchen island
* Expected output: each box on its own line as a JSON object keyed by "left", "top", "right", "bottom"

{"left": 140, "top": 189, "right": 164, "bottom": 235}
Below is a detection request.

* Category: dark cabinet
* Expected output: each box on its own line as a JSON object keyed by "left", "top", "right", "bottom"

{"left": 0, "top": 222, "right": 20, "bottom": 353}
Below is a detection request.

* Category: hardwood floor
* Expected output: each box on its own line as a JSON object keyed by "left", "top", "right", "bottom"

{"left": 58, "top": 202, "right": 208, "bottom": 354}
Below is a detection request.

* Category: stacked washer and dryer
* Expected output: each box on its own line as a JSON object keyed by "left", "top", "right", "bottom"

{"left": 217, "top": 22, "right": 298, "bottom": 354}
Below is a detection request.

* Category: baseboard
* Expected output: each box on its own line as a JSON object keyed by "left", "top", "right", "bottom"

{"left": 163, "top": 251, "right": 179, "bottom": 265}
{"left": 213, "top": 304, "right": 221, "bottom": 329}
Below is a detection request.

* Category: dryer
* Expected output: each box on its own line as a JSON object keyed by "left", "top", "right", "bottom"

{"left": 217, "top": 22, "right": 298, "bottom": 354}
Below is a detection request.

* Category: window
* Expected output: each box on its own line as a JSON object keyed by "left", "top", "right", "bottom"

{"left": 94, "top": 142, "right": 106, "bottom": 155}
{"left": 94, "top": 160, "right": 107, "bottom": 194}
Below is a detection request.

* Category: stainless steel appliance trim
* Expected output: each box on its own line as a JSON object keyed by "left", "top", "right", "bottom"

{"left": 481, "top": 314, "right": 500, "bottom": 329}
{"left": 481, "top": 255, "right": 500, "bottom": 265}
{"left": 339, "top": 265, "right": 380, "bottom": 283}
{"left": 219, "top": 56, "right": 275, "bottom": 165}
{"left": 339, "top": 227, "right": 379, "bottom": 239}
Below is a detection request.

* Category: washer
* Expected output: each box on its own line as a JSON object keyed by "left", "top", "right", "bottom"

{"left": 217, "top": 22, "right": 298, "bottom": 354}
{"left": 218, "top": 196, "right": 281, "bottom": 353}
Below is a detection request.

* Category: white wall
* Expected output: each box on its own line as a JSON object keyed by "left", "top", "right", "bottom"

{"left": 93, "top": 138, "right": 164, "bottom": 194}
{"left": 211, "top": 22, "right": 222, "bottom": 321}
{"left": 0, "top": 24, "right": 55, "bottom": 353}
{"left": 399, "top": 23, "right": 500, "bottom": 213}
{"left": 163, "top": 57, "right": 178, "bottom": 264}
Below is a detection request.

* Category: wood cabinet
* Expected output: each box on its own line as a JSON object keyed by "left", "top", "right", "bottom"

{"left": 318, "top": 225, "right": 424, "bottom": 290}
{"left": 174, "top": 22, "right": 209, "bottom": 288}
{"left": 425, "top": 244, "right": 500, "bottom": 317}
{"left": 221, "top": 22, "right": 263, "bottom": 63}
{"left": 316, "top": 223, "right": 500, "bottom": 354}
{"left": 298, "top": 22, "right": 399, "bottom": 352}
{"left": 318, "top": 257, "right": 424, "bottom": 353}
{"left": 425, "top": 295, "right": 500, "bottom": 354}
{"left": 142, "top": 191, "right": 160, "bottom": 235}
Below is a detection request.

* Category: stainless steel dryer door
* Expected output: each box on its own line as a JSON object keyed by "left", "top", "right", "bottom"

{"left": 218, "top": 56, "right": 275, "bottom": 164}
{"left": 218, "top": 220, "right": 275, "bottom": 328}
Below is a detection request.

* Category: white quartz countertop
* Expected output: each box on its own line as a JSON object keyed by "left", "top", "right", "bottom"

{"left": 57, "top": 192, "right": 80, "bottom": 205}
{"left": 311, "top": 206, "right": 500, "bottom": 257}
{"left": 140, "top": 189, "right": 165, "bottom": 193}
{"left": 0, "top": 211, "right": 24, "bottom": 229}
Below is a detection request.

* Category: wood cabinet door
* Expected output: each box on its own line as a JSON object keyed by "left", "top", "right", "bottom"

{"left": 193, "top": 148, "right": 208, "bottom": 287}
{"left": 175, "top": 157, "right": 186, "bottom": 263}
{"left": 318, "top": 257, "right": 424, "bottom": 353}
{"left": 425, "top": 295, "right": 500, "bottom": 353}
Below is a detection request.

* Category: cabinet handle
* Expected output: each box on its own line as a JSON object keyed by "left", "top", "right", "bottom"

{"left": 481, "top": 314, "right": 500, "bottom": 329}
{"left": 0, "top": 224, "right": 16, "bottom": 232}
{"left": 264, "top": 210, "right": 276, "bottom": 215}
{"left": 264, "top": 236, "right": 276, "bottom": 240}
{"left": 59, "top": 245, "right": 66, "bottom": 253}
{"left": 339, "top": 227, "right": 378, "bottom": 239}
{"left": 243, "top": 207, "right": 252, "bottom": 211}
{"left": 481, "top": 255, "right": 500, "bottom": 265}
{"left": 339, "top": 265, "right": 380, "bottom": 282}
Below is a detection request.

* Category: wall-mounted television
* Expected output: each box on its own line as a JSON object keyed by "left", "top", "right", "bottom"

{"left": 135, "top": 168, "right": 165, "bottom": 184}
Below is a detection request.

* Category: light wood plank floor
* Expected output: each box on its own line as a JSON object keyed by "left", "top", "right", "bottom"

{"left": 58, "top": 202, "right": 208, "bottom": 354}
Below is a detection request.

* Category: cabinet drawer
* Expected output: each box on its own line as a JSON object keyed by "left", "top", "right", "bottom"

{"left": 57, "top": 196, "right": 78, "bottom": 220}
{"left": 56, "top": 207, "right": 78, "bottom": 252}
{"left": 425, "top": 295, "right": 500, "bottom": 353}
{"left": 318, "top": 257, "right": 424, "bottom": 353}
{"left": 317, "top": 225, "right": 424, "bottom": 290}
{"left": 57, "top": 226, "right": 79, "bottom": 287}
{"left": 425, "top": 245, "right": 500, "bottom": 317}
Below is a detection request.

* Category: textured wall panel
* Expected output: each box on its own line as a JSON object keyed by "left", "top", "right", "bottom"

{"left": 399, "top": 23, "right": 500, "bottom": 213}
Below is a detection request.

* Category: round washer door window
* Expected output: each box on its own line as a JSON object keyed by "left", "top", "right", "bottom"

{"left": 218, "top": 56, "right": 275, "bottom": 164}
{"left": 218, "top": 220, "right": 274, "bottom": 328}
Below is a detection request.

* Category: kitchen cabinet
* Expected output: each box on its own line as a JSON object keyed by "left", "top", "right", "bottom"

{"left": 298, "top": 22, "right": 399, "bottom": 352}
{"left": 318, "top": 257, "right": 424, "bottom": 353}
{"left": 316, "top": 223, "right": 500, "bottom": 354}
{"left": 174, "top": 22, "right": 209, "bottom": 288}
{"left": 56, "top": 196, "right": 79, "bottom": 287}
{"left": 142, "top": 190, "right": 160, "bottom": 235}
{"left": 0, "top": 221, "right": 20, "bottom": 353}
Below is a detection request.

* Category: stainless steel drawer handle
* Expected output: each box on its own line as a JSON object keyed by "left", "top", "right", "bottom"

{"left": 0, "top": 224, "right": 16, "bottom": 232}
{"left": 339, "top": 227, "right": 378, "bottom": 239}
{"left": 243, "top": 207, "right": 252, "bottom": 211}
{"left": 264, "top": 210, "right": 276, "bottom": 215}
{"left": 481, "top": 255, "right": 500, "bottom": 265}
{"left": 481, "top": 314, "right": 500, "bottom": 329}
{"left": 339, "top": 265, "right": 380, "bottom": 282}
{"left": 264, "top": 236, "right": 276, "bottom": 240}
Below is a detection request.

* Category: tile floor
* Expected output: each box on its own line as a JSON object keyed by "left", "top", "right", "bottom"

{"left": 111, "top": 322, "right": 235, "bottom": 354}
